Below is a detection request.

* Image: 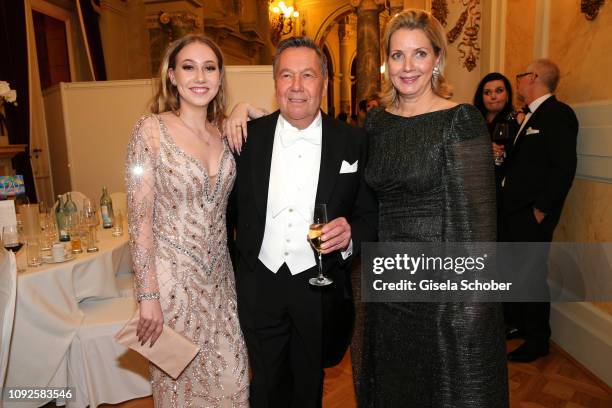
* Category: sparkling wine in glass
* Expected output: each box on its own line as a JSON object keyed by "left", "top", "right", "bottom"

{"left": 308, "top": 203, "right": 333, "bottom": 287}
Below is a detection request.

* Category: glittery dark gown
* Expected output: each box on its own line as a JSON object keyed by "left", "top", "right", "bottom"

{"left": 357, "top": 105, "right": 508, "bottom": 407}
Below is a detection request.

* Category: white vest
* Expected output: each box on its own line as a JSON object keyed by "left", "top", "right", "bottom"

{"left": 258, "top": 113, "right": 322, "bottom": 275}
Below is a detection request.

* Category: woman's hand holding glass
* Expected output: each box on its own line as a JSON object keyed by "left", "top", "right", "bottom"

{"left": 492, "top": 143, "right": 506, "bottom": 165}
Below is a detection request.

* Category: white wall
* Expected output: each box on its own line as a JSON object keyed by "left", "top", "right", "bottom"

{"left": 43, "top": 66, "right": 277, "bottom": 203}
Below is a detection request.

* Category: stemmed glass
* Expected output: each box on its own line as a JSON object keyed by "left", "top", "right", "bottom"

{"left": 39, "top": 211, "right": 54, "bottom": 251}
{"left": 492, "top": 122, "right": 510, "bottom": 166}
{"left": 2, "top": 225, "right": 23, "bottom": 253}
{"left": 83, "top": 199, "right": 99, "bottom": 252}
{"left": 3, "top": 225, "right": 24, "bottom": 271}
{"left": 308, "top": 203, "right": 333, "bottom": 286}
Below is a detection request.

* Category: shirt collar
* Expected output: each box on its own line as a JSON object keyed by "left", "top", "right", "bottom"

{"left": 528, "top": 93, "right": 552, "bottom": 114}
{"left": 277, "top": 111, "right": 322, "bottom": 147}
{"left": 278, "top": 111, "right": 322, "bottom": 133}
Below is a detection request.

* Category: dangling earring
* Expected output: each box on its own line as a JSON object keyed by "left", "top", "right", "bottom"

{"left": 432, "top": 65, "right": 441, "bottom": 78}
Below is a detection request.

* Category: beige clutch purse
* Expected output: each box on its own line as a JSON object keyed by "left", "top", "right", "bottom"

{"left": 115, "top": 310, "right": 200, "bottom": 379}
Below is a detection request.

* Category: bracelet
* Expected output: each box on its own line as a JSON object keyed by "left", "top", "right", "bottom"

{"left": 136, "top": 292, "right": 160, "bottom": 302}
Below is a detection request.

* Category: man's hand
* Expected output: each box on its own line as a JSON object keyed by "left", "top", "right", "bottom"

{"left": 533, "top": 207, "right": 546, "bottom": 224}
{"left": 319, "top": 217, "right": 351, "bottom": 254}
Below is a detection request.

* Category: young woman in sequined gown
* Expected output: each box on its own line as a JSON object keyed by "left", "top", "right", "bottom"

{"left": 125, "top": 35, "right": 249, "bottom": 407}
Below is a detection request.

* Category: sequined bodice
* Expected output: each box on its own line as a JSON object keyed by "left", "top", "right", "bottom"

{"left": 126, "top": 115, "right": 248, "bottom": 407}
{"left": 153, "top": 118, "right": 235, "bottom": 284}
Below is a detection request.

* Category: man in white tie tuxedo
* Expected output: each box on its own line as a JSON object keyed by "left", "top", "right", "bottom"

{"left": 229, "top": 37, "right": 377, "bottom": 407}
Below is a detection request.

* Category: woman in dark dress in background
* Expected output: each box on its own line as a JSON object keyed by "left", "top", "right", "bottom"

{"left": 358, "top": 10, "right": 508, "bottom": 407}
{"left": 473, "top": 72, "right": 521, "bottom": 233}
{"left": 473, "top": 72, "right": 517, "bottom": 136}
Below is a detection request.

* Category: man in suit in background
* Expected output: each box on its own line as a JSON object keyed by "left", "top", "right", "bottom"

{"left": 230, "top": 36, "right": 377, "bottom": 407}
{"left": 501, "top": 58, "right": 578, "bottom": 362}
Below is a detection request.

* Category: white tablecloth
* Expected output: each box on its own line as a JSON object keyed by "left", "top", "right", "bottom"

{"left": 4, "top": 228, "right": 132, "bottom": 395}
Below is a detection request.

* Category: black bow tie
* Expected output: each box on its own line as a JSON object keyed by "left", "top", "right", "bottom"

{"left": 522, "top": 106, "right": 531, "bottom": 114}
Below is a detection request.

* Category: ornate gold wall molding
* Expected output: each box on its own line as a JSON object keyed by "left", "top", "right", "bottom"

{"left": 431, "top": 0, "right": 449, "bottom": 25}
{"left": 581, "top": 0, "right": 606, "bottom": 20}
{"left": 431, "top": 0, "right": 481, "bottom": 72}
{"left": 147, "top": 10, "right": 201, "bottom": 73}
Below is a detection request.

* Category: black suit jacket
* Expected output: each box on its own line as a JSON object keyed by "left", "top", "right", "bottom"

{"left": 229, "top": 110, "right": 378, "bottom": 367}
{"left": 502, "top": 95, "right": 578, "bottom": 227}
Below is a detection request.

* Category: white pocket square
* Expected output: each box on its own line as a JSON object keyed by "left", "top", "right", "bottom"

{"left": 526, "top": 127, "right": 540, "bottom": 135}
{"left": 339, "top": 160, "right": 358, "bottom": 174}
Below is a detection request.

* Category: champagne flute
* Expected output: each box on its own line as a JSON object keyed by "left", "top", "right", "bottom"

{"left": 308, "top": 203, "right": 333, "bottom": 287}
{"left": 39, "top": 211, "right": 52, "bottom": 251}
{"left": 83, "top": 199, "right": 99, "bottom": 252}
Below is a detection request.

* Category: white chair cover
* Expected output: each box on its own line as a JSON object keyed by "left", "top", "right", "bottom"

{"left": 0, "top": 249, "right": 17, "bottom": 389}
{"left": 67, "top": 298, "right": 151, "bottom": 407}
{"left": 115, "top": 274, "right": 134, "bottom": 299}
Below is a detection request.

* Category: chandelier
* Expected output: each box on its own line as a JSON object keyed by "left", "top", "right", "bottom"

{"left": 269, "top": 1, "right": 299, "bottom": 45}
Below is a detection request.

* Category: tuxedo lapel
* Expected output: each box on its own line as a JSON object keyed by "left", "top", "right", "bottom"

{"left": 315, "top": 113, "right": 345, "bottom": 206}
{"left": 250, "top": 111, "right": 280, "bottom": 219}
{"left": 513, "top": 95, "right": 556, "bottom": 150}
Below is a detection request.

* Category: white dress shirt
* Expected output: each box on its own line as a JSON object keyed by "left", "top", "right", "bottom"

{"left": 259, "top": 113, "right": 323, "bottom": 275}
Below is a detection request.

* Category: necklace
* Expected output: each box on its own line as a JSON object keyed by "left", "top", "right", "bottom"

{"left": 177, "top": 113, "right": 213, "bottom": 145}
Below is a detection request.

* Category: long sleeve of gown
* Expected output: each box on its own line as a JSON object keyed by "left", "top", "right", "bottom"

{"left": 125, "top": 115, "right": 160, "bottom": 298}
{"left": 444, "top": 104, "right": 497, "bottom": 242}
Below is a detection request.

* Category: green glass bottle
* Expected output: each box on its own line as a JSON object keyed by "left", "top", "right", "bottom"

{"left": 55, "top": 195, "right": 70, "bottom": 242}
{"left": 100, "top": 187, "right": 114, "bottom": 228}
{"left": 64, "top": 192, "right": 78, "bottom": 218}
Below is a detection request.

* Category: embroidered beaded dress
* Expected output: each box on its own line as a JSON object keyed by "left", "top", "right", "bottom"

{"left": 126, "top": 115, "right": 249, "bottom": 407}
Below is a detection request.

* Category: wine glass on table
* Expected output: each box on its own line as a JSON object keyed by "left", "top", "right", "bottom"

{"left": 308, "top": 203, "right": 333, "bottom": 287}
{"left": 3, "top": 225, "right": 24, "bottom": 271}
{"left": 492, "top": 122, "right": 510, "bottom": 166}
{"left": 83, "top": 199, "right": 99, "bottom": 252}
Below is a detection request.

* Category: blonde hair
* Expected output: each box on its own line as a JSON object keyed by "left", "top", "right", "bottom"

{"left": 151, "top": 34, "right": 227, "bottom": 128}
{"left": 381, "top": 9, "right": 452, "bottom": 107}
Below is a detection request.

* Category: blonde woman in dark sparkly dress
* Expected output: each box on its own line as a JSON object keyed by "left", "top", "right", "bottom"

{"left": 357, "top": 10, "right": 508, "bottom": 407}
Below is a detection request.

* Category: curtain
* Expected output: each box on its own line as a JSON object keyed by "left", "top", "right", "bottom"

{"left": 76, "top": 0, "right": 107, "bottom": 81}
{"left": 0, "top": 0, "right": 37, "bottom": 202}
